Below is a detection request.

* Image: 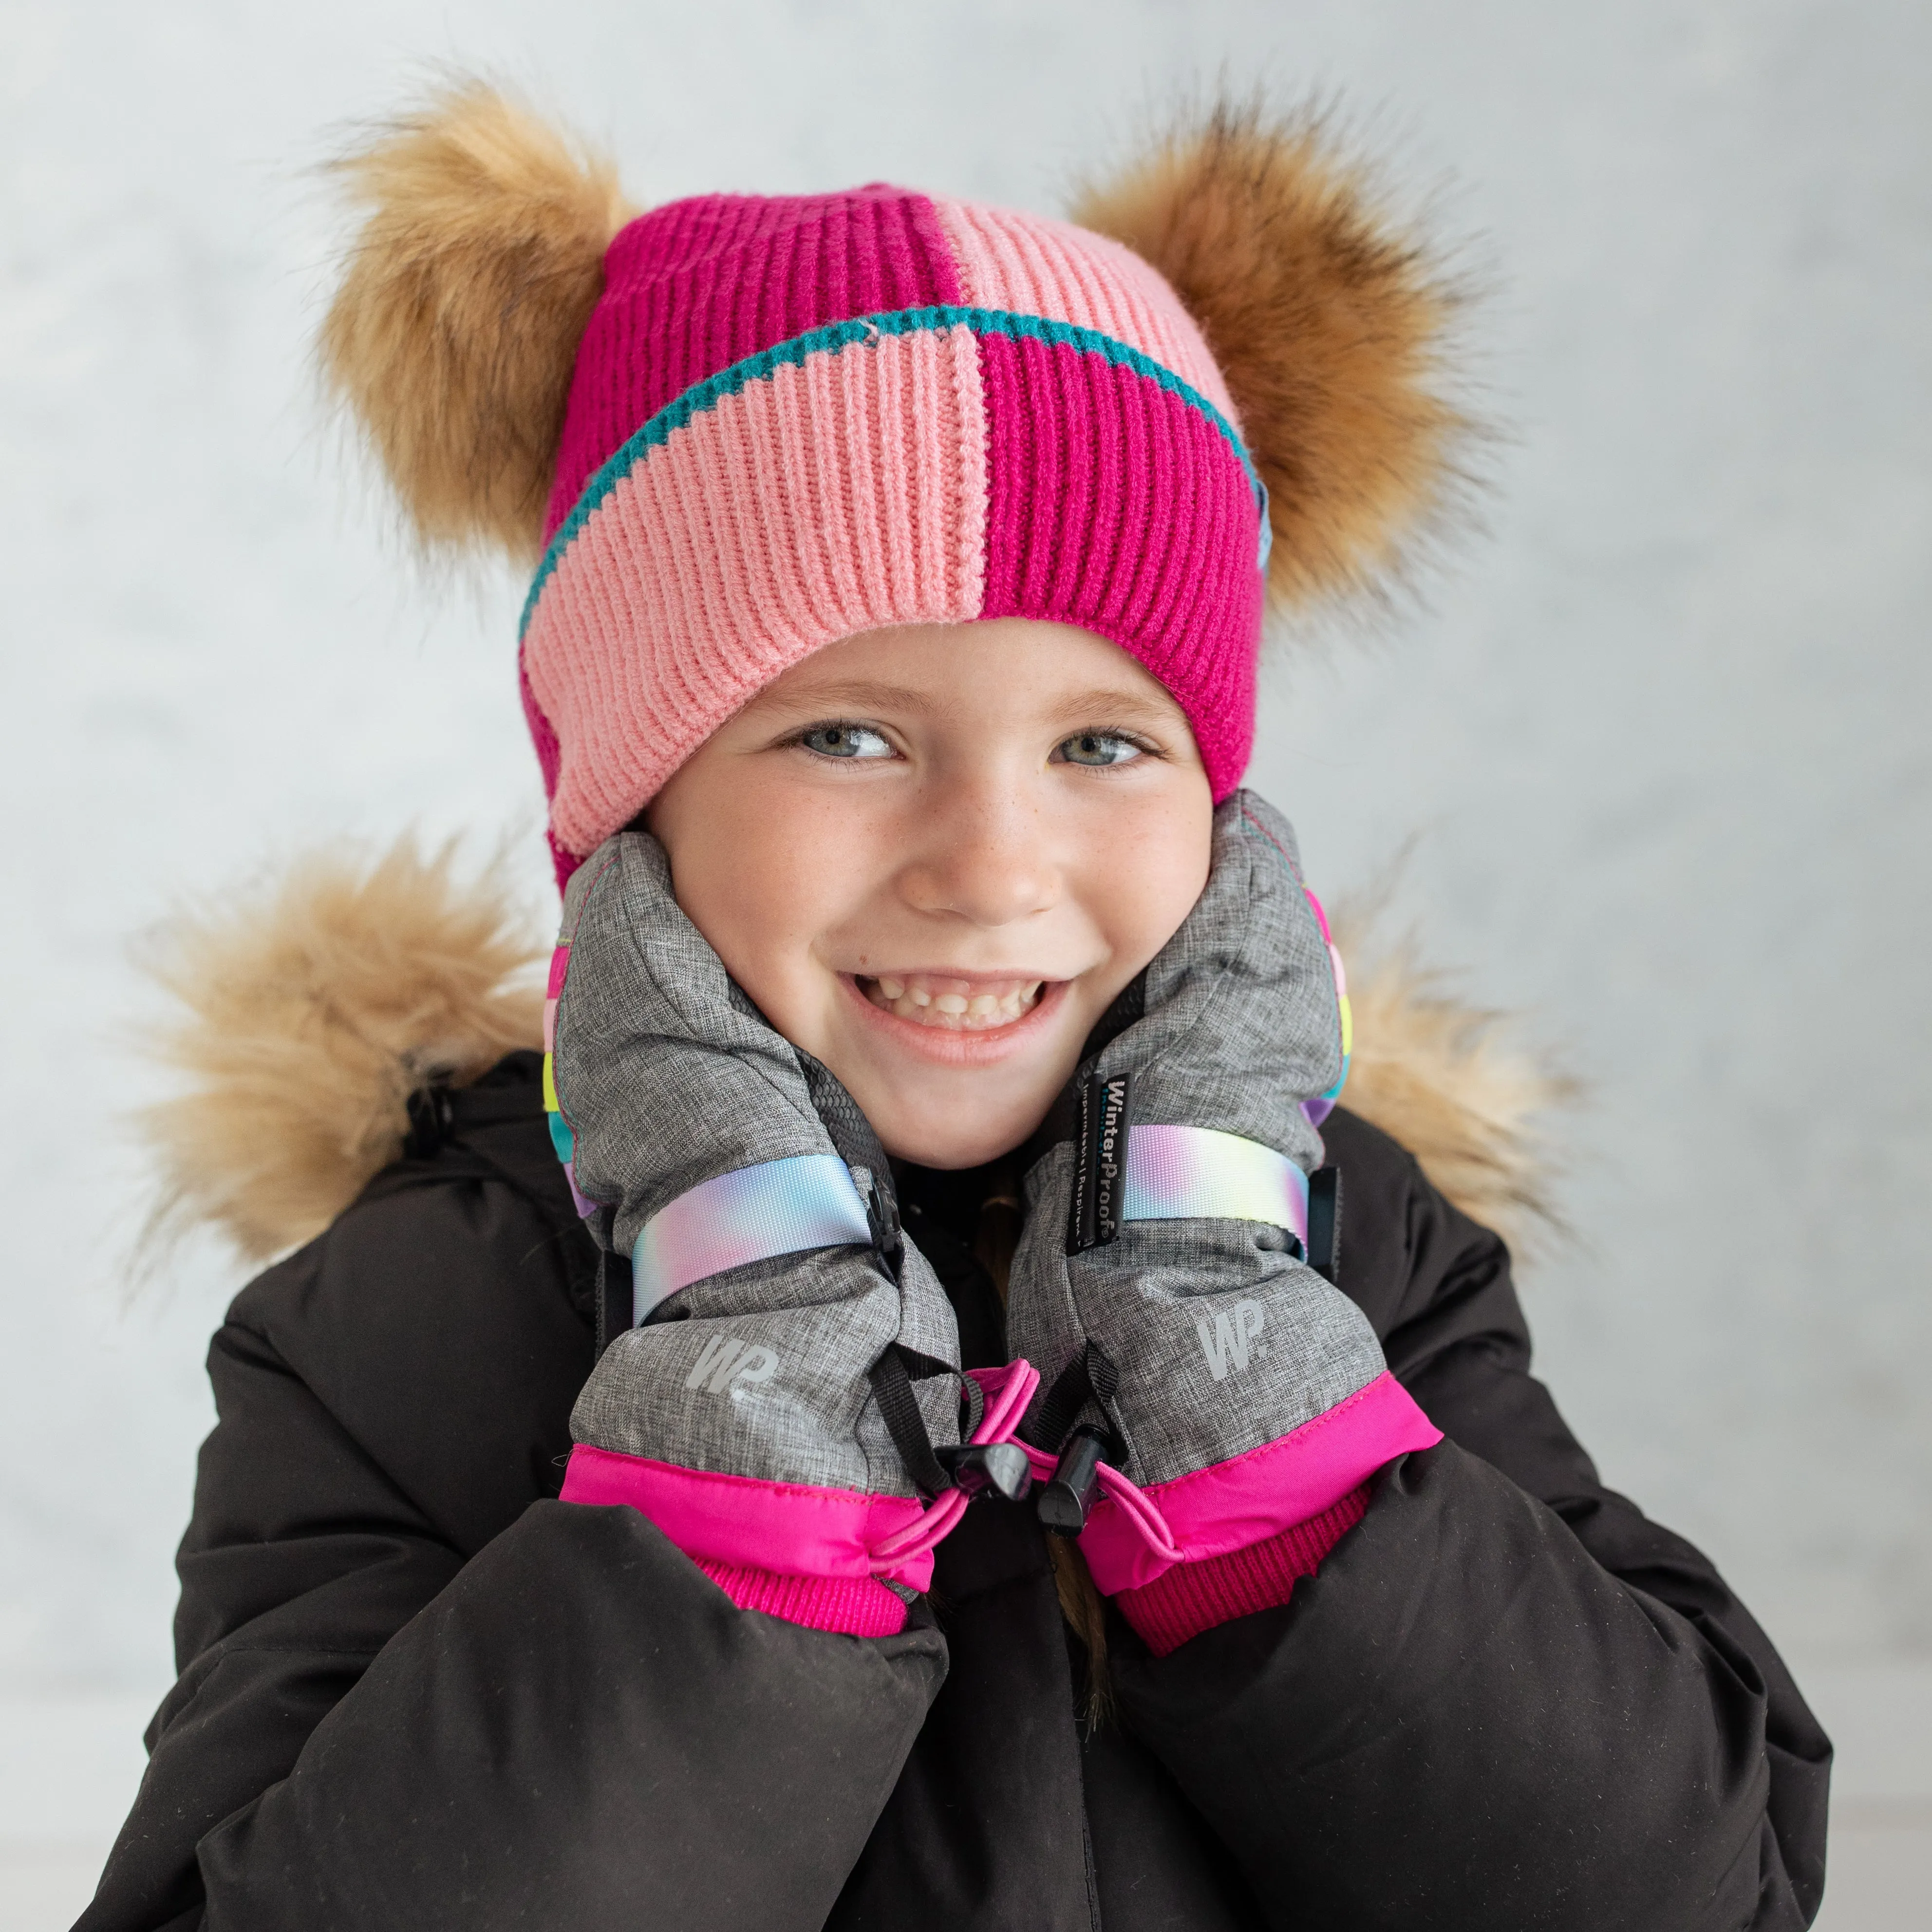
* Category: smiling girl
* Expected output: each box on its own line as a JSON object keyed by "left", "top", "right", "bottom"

{"left": 83, "top": 82, "right": 1828, "bottom": 1932}
{"left": 649, "top": 617, "right": 1213, "bottom": 1168}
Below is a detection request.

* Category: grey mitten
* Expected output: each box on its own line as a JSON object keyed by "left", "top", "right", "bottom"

{"left": 1006, "top": 792, "right": 1441, "bottom": 1652}
{"left": 547, "top": 832, "right": 1032, "bottom": 1637}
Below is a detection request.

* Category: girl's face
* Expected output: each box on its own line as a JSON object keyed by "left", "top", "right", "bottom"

{"left": 646, "top": 619, "right": 1214, "bottom": 1167}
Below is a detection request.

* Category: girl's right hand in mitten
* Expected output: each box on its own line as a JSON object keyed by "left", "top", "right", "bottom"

{"left": 547, "top": 832, "right": 1036, "bottom": 1636}
{"left": 1005, "top": 793, "right": 1442, "bottom": 1654}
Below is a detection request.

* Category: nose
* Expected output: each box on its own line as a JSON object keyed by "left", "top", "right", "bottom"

{"left": 895, "top": 772, "right": 1061, "bottom": 931}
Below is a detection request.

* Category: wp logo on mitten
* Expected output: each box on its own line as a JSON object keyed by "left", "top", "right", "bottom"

{"left": 683, "top": 1335, "right": 781, "bottom": 1396}
{"left": 1196, "top": 1300, "right": 1266, "bottom": 1382}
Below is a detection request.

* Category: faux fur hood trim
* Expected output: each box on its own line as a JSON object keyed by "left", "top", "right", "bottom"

{"left": 1332, "top": 916, "right": 1572, "bottom": 1259}
{"left": 134, "top": 840, "right": 1566, "bottom": 1267}
{"left": 136, "top": 840, "right": 546, "bottom": 1263}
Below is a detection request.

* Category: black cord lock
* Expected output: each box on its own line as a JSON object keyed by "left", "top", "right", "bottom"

{"left": 1037, "top": 1426, "right": 1112, "bottom": 1535}
{"left": 935, "top": 1441, "right": 1033, "bottom": 1503}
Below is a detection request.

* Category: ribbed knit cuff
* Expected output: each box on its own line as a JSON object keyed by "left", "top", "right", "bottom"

{"left": 1115, "top": 1484, "right": 1370, "bottom": 1658}
{"left": 691, "top": 1557, "right": 910, "bottom": 1638}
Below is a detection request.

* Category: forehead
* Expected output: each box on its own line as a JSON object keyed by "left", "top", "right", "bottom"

{"left": 746, "top": 619, "right": 1185, "bottom": 721}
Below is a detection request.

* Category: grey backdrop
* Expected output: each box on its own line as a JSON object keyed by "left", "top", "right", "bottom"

{"left": 2, "top": 0, "right": 1926, "bottom": 1713}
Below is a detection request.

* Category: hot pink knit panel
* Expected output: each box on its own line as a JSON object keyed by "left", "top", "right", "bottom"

{"left": 1116, "top": 1484, "right": 1370, "bottom": 1658}
{"left": 977, "top": 331, "right": 1262, "bottom": 800}
{"left": 525, "top": 324, "right": 988, "bottom": 856}
{"left": 691, "top": 1556, "right": 910, "bottom": 1638}
{"left": 932, "top": 199, "right": 1240, "bottom": 427}
{"left": 547, "top": 189, "right": 964, "bottom": 540}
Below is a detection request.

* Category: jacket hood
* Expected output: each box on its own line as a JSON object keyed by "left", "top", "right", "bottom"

{"left": 134, "top": 839, "right": 1567, "bottom": 1266}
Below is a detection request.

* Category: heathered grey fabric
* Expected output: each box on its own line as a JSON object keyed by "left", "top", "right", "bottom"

{"left": 555, "top": 833, "right": 853, "bottom": 1247}
{"left": 1124, "top": 792, "right": 1340, "bottom": 1166}
{"left": 554, "top": 830, "right": 961, "bottom": 1499}
{"left": 570, "top": 1243, "right": 959, "bottom": 1495}
{"left": 1006, "top": 792, "right": 1387, "bottom": 1490}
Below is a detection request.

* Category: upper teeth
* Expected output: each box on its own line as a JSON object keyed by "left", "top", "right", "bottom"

{"left": 862, "top": 974, "right": 1043, "bottom": 1031}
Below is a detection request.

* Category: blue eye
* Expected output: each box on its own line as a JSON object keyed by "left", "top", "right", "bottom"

{"left": 799, "top": 722, "right": 894, "bottom": 760}
{"left": 1055, "top": 731, "right": 1144, "bottom": 768}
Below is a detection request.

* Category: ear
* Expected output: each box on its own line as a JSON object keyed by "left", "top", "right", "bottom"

{"left": 1072, "top": 98, "right": 1470, "bottom": 612}
{"left": 319, "top": 80, "right": 635, "bottom": 565}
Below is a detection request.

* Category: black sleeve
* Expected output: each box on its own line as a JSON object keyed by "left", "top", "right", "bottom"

{"left": 1113, "top": 1107, "right": 1831, "bottom": 1931}
{"left": 78, "top": 1163, "right": 946, "bottom": 1932}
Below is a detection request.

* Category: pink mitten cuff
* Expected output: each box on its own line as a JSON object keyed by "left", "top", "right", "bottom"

{"left": 690, "top": 1557, "right": 911, "bottom": 1637}
{"left": 1116, "top": 1482, "right": 1369, "bottom": 1657}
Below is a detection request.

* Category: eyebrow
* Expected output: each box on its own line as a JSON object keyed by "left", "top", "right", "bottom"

{"left": 745, "top": 678, "right": 936, "bottom": 716}
{"left": 1039, "top": 686, "right": 1184, "bottom": 727}
{"left": 744, "top": 678, "right": 1182, "bottom": 727}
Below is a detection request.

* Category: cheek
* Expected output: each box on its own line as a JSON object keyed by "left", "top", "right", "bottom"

{"left": 651, "top": 768, "right": 878, "bottom": 1035}
{"left": 1088, "top": 792, "right": 1215, "bottom": 978}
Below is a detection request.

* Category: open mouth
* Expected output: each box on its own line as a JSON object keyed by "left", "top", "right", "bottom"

{"left": 856, "top": 973, "right": 1046, "bottom": 1033}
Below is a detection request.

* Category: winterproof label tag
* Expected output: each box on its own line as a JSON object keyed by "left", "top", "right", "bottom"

{"left": 1067, "top": 1072, "right": 1132, "bottom": 1254}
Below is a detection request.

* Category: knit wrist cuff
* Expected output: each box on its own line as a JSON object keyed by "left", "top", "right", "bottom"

{"left": 1114, "top": 1484, "right": 1370, "bottom": 1658}
{"left": 690, "top": 1556, "right": 910, "bottom": 1638}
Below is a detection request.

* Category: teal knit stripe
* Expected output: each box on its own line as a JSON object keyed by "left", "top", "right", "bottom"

{"left": 519, "top": 306, "right": 1259, "bottom": 637}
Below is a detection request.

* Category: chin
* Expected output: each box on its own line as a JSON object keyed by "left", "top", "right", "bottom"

{"left": 788, "top": 979, "right": 1089, "bottom": 1170}
{"left": 862, "top": 1088, "right": 1056, "bottom": 1171}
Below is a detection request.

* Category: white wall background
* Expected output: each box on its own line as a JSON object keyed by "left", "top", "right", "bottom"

{"left": 2, "top": 0, "right": 1926, "bottom": 1923}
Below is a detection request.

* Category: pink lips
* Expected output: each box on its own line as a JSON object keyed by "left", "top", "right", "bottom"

{"left": 842, "top": 972, "right": 1069, "bottom": 1066}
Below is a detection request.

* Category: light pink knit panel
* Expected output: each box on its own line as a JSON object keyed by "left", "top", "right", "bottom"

{"left": 931, "top": 200, "right": 1240, "bottom": 428}
{"left": 524, "top": 325, "right": 989, "bottom": 858}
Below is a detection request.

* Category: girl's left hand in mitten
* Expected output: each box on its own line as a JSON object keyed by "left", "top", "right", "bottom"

{"left": 1005, "top": 792, "right": 1442, "bottom": 1655}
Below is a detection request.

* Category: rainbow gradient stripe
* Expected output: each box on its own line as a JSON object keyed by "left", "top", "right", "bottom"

{"left": 1302, "top": 887, "right": 1351, "bottom": 1127}
{"left": 1122, "top": 1125, "right": 1311, "bottom": 1248}
{"left": 631, "top": 1154, "right": 875, "bottom": 1321}
{"left": 543, "top": 942, "right": 601, "bottom": 1220}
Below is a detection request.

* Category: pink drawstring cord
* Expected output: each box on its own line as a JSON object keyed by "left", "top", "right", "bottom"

{"left": 865, "top": 1363, "right": 1185, "bottom": 1575}
{"left": 1023, "top": 1432, "right": 1187, "bottom": 1568}
{"left": 869, "top": 1360, "right": 1041, "bottom": 1571}
{"left": 1093, "top": 1461, "right": 1184, "bottom": 1566}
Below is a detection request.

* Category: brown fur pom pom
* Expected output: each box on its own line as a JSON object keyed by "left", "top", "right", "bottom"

{"left": 1073, "top": 98, "right": 1470, "bottom": 612}
{"left": 319, "top": 81, "right": 633, "bottom": 564}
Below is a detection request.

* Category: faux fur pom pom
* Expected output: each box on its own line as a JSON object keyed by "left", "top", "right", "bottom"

{"left": 1073, "top": 99, "right": 1471, "bottom": 612}
{"left": 319, "top": 82, "right": 633, "bottom": 563}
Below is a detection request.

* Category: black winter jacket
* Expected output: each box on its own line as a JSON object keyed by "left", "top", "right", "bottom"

{"left": 79, "top": 1051, "right": 1829, "bottom": 1931}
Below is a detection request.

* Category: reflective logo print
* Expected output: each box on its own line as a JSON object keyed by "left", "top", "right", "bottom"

{"left": 683, "top": 1334, "right": 781, "bottom": 1395}
{"left": 1196, "top": 1300, "right": 1265, "bottom": 1382}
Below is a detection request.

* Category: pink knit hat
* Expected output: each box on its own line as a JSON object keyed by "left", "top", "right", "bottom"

{"left": 518, "top": 189, "right": 1267, "bottom": 881}
{"left": 323, "top": 89, "right": 1464, "bottom": 885}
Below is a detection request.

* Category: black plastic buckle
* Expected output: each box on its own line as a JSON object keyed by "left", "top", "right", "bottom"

{"left": 402, "top": 1083, "right": 456, "bottom": 1160}
{"left": 1037, "top": 1426, "right": 1112, "bottom": 1535}
{"left": 858, "top": 1168, "right": 906, "bottom": 1286}
{"left": 1307, "top": 1165, "right": 1343, "bottom": 1284}
{"left": 936, "top": 1441, "right": 1033, "bottom": 1503}
{"left": 595, "top": 1248, "right": 635, "bottom": 1358}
